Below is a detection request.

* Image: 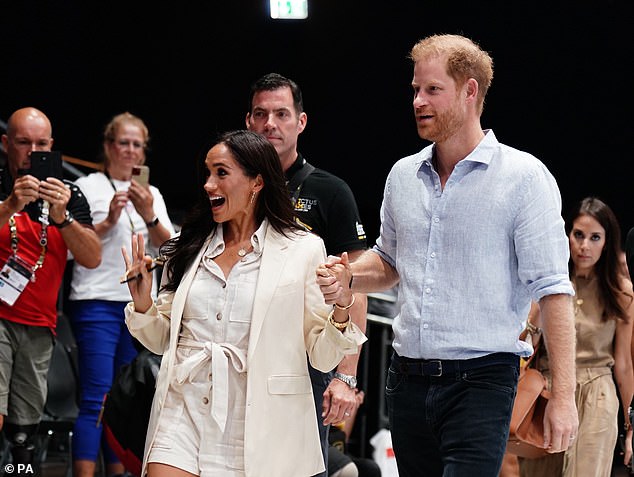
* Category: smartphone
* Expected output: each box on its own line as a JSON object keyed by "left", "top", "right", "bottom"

{"left": 20, "top": 151, "right": 63, "bottom": 180}
{"left": 132, "top": 165, "right": 150, "bottom": 186}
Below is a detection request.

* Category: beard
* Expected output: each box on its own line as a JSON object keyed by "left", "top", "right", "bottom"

{"left": 416, "top": 102, "right": 465, "bottom": 144}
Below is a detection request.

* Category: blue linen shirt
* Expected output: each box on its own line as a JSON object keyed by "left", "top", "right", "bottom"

{"left": 373, "top": 130, "right": 574, "bottom": 360}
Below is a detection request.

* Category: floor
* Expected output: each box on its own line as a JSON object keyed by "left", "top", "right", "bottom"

{"left": 32, "top": 448, "right": 634, "bottom": 477}
{"left": 0, "top": 430, "right": 73, "bottom": 477}
{"left": 1, "top": 433, "right": 632, "bottom": 477}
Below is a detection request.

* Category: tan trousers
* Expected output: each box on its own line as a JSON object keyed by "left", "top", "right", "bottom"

{"left": 519, "top": 369, "right": 618, "bottom": 477}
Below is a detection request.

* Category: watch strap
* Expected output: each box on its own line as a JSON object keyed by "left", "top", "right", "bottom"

{"left": 146, "top": 216, "right": 159, "bottom": 228}
{"left": 333, "top": 371, "right": 357, "bottom": 389}
{"left": 53, "top": 210, "right": 74, "bottom": 229}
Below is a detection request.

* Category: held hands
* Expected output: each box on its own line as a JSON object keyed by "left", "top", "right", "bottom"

{"left": 316, "top": 252, "right": 353, "bottom": 306}
{"left": 121, "top": 232, "right": 154, "bottom": 313}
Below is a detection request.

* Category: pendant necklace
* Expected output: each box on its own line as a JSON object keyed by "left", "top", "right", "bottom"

{"left": 237, "top": 242, "right": 252, "bottom": 257}
{"left": 575, "top": 296, "right": 584, "bottom": 315}
{"left": 573, "top": 277, "right": 585, "bottom": 315}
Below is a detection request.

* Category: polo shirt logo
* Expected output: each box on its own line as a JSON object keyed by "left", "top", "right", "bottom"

{"left": 294, "top": 197, "right": 317, "bottom": 212}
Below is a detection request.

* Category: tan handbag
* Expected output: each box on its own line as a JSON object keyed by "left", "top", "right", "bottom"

{"left": 506, "top": 326, "right": 551, "bottom": 459}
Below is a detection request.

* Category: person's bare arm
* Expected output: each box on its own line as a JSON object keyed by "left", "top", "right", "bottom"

{"left": 348, "top": 249, "right": 399, "bottom": 294}
{"left": 58, "top": 221, "right": 102, "bottom": 269}
{"left": 538, "top": 293, "right": 578, "bottom": 452}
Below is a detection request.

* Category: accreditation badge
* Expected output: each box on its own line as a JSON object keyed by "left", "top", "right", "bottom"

{"left": 0, "top": 255, "right": 33, "bottom": 306}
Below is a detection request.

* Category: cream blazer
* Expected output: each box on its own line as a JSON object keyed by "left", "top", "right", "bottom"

{"left": 125, "top": 224, "right": 366, "bottom": 477}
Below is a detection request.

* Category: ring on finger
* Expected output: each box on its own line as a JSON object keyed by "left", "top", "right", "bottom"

{"left": 57, "top": 192, "right": 61, "bottom": 199}
{"left": 344, "top": 412, "right": 351, "bottom": 416}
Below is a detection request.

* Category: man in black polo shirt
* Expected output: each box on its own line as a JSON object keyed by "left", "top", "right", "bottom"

{"left": 246, "top": 73, "right": 368, "bottom": 477}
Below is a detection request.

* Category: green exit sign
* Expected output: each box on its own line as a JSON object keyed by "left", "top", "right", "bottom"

{"left": 270, "top": 0, "right": 308, "bottom": 19}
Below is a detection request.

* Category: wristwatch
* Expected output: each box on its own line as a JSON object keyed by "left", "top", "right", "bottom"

{"left": 333, "top": 372, "right": 357, "bottom": 389}
{"left": 53, "top": 210, "right": 74, "bottom": 229}
{"left": 145, "top": 216, "right": 159, "bottom": 228}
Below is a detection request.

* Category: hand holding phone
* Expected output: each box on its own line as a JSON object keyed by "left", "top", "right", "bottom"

{"left": 17, "top": 151, "right": 63, "bottom": 221}
{"left": 132, "top": 165, "right": 150, "bottom": 186}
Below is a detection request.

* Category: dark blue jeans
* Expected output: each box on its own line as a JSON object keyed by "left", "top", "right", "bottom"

{"left": 386, "top": 353, "right": 519, "bottom": 477}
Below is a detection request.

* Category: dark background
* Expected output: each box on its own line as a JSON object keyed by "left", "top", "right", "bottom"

{"left": 2, "top": 0, "right": 633, "bottom": 244}
{"left": 1, "top": 0, "right": 633, "bottom": 457}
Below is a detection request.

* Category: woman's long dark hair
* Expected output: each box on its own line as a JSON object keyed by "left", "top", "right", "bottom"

{"left": 159, "top": 130, "right": 303, "bottom": 292}
{"left": 566, "top": 196, "right": 632, "bottom": 321}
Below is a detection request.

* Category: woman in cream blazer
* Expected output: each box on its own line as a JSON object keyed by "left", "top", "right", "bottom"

{"left": 122, "top": 130, "right": 365, "bottom": 477}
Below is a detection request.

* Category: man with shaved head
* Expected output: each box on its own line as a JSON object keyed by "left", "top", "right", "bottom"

{"left": 0, "top": 107, "right": 101, "bottom": 465}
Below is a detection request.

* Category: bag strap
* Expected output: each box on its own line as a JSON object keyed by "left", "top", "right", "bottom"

{"left": 288, "top": 159, "right": 315, "bottom": 205}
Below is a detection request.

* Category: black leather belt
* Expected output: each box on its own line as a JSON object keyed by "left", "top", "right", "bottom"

{"left": 392, "top": 352, "right": 518, "bottom": 377}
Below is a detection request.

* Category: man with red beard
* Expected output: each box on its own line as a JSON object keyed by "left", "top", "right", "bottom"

{"left": 316, "top": 34, "right": 579, "bottom": 476}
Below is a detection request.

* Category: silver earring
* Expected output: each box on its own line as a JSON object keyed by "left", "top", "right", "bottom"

{"left": 250, "top": 191, "right": 256, "bottom": 205}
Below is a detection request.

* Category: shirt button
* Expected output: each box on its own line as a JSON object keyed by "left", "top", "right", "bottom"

{"left": 202, "top": 397, "right": 209, "bottom": 404}
{"left": 433, "top": 217, "right": 440, "bottom": 223}
{"left": 216, "top": 312, "right": 222, "bottom": 321}
{"left": 423, "top": 323, "right": 429, "bottom": 329}
{"left": 430, "top": 252, "right": 436, "bottom": 258}
{"left": 425, "top": 287, "right": 431, "bottom": 294}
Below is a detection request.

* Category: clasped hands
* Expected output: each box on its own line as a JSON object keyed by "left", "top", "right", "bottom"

{"left": 316, "top": 252, "right": 353, "bottom": 306}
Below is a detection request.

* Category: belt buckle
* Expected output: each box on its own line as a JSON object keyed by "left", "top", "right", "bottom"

{"left": 427, "top": 360, "right": 443, "bottom": 376}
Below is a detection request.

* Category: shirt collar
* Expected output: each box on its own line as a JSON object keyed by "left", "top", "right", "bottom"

{"left": 285, "top": 153, "right": 305, "bottom": 183}
{"left": 421, "top": 129, "right": 499, "bottom": 168}
{"left": 206, "top": 219, "right": 268, "bottom": 258}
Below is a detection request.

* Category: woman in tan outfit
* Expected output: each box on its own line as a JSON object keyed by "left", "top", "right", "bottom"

{"left": 519, "top": 197, "right": 634, "bottom": 476}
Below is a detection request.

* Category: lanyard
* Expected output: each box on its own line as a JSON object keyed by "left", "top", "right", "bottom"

{"left": 104, "top": 171, "right": 135, "bottom": 233}
{"left": 8, "top": 214, "right": 48, "bottom": 282}
{"left": 287, "top": 159, "right": 315, "bottom": 206}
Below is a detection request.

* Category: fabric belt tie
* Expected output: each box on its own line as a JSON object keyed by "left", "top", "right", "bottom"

{"left": 392, "top": 352, "right": 518, "bottom": 376}
{"left": 174, "top": 337, "right": 247, "bottom": 432}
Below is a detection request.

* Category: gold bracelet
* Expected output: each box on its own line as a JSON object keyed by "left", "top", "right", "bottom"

{"left": 526, "top": 321, "right": 542, "bottom": 335}
{"left": 334, "top": 294, "right": 355, "bottom": 311}
{"left": 328, "top": 309, "right": 350, "bottom": 330}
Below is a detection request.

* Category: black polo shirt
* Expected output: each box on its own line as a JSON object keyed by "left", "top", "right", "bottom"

{"left": 286, "top": 153, "right": 366, "bottom": 255}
